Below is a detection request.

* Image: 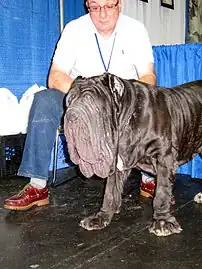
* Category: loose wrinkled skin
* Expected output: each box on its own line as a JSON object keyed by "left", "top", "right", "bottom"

{"left": 64, "top": 73, "right": 202, "bottom": 236}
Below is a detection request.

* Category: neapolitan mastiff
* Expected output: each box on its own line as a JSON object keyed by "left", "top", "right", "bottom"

{"left": 64, "top": 73, "right": 202, "bottom": 236}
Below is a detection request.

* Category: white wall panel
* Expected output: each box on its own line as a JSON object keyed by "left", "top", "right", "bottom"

{"left": 122, "top": 0, "right": 186, "bottom": 45}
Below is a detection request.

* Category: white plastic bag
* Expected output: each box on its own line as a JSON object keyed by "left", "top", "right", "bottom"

{"left": 0, "top": 88, "right": 22, "bottom": 135}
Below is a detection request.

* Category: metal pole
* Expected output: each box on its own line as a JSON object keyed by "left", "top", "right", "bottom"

{"left": 59, "top": 0, "right": 64, "bottom": 32}
{"left": 52, "top": 0, "right": 64, "bottom": 185}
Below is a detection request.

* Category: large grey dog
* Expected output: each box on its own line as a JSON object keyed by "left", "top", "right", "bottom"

{"left": 64, "top": 73, "right": 202, "bottom": 237}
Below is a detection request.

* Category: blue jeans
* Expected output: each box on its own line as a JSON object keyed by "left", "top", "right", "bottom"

{"left": 18, "top": 89, "right": 65, "bottom": 180}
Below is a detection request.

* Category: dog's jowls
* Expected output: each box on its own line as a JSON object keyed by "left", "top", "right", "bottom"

{"left": 64, "top": 73, "right": 202, "bottom": 236}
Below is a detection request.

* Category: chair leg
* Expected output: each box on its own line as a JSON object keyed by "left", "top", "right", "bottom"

{"left": 52, "top": 129, "right": 60, "bottom": 185}
{"left": 51, "top": 128, "right": 77, "bottom": 187}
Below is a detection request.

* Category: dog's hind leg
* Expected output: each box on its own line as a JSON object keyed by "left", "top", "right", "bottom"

{"left": 80, "top": 170, "right": 130, "bottom": 231}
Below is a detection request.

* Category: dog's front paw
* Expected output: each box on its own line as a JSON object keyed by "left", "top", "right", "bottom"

{"left": 194, "top": 192, "right": 202, "bottom": 204}
{"left": 149, "top": 216, "right": 182, "bottom": 236}
{"left": 80, "top": 211, "right": 112, "bottom": 231}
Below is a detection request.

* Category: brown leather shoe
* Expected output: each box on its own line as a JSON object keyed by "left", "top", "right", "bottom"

{"left": 140, "top": 179, "right": 175, "bottom": 205}
{"left": 4, "top": 184, "right": 49, "bottom": 210}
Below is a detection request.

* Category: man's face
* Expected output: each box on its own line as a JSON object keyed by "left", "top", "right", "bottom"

{"left": 86, "top": 0, "right": 121, "bottom": 36}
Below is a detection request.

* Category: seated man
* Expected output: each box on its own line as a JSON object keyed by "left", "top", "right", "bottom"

{"left": 4, "top": 0, "right": 156, "bottom": 211}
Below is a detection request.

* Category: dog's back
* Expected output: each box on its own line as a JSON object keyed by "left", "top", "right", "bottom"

{"left": 162, "top": 81, "right": 202, "bottom": 162}
{"left": 117, "top": 78, "right": 202, "bottom": 171}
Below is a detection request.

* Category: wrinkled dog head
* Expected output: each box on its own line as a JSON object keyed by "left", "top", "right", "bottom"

{"left": 64, "top": 73, "right": 122, "bottom": 178}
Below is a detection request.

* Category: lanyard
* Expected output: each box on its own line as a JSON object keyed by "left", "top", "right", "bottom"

{"left": 95, "top": 33, "right": 117, "bottom": 73}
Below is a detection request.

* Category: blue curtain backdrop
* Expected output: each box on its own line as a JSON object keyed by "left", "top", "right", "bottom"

{"left": 64, "top": 0, "right": 86, "bottom": 24}
{"left": 0, "top": 0, "right": 86, "bottom": 100}
{"left": 0, "top": 0, "right": 60, "bottom": 100}
{"left": 153, "top": 43, "right": 202, "bottom": 178}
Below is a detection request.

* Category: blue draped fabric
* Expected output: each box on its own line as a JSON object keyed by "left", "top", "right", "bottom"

{"left": 64, "top": 0, "right": 86, "bottom": 24}
{"left": 0, "top": 0, "right": 60, "bottom": 100}
{"left": 153, "top": 43, "right": 202, "bottom": 178}
{"left": 0, "top": 0, "right": 87, "bottom": 100}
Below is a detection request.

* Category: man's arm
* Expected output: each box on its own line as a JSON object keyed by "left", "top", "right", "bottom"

{"left": 48, "top": 63, "right": 73, "bottom": 93}
{"left": 139, "top": 63, "right": 156, "bottom": 86}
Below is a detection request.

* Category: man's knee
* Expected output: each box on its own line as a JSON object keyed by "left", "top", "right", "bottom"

{"left": 33, "top": 89, "right": 65, "bottom": 111}
{"left": 34, "top": 88, "right": 64, "bottom": 105}
{"left": 31, "top": 89, "right": 65, "bottom": 120}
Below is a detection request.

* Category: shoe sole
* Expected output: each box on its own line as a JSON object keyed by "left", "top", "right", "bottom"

{"left": 140, "top": 189, "right": 153, "bottom": 198}
{"left": 4, "top": 198, "right": 49, "bottom": 211}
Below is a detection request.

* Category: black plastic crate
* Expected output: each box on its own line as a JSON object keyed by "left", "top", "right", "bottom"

{"left": 0, "top": 134, "right": 26, "bottom": 177}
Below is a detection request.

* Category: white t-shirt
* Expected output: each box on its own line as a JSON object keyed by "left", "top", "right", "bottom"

{"left": 52, "top": 13, "right": 154, "bottom": 80}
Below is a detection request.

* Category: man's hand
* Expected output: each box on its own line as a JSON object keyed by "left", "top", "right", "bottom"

{"left": 48, "top": 63, "right": 73, "bottom": 93}
{"left": 139, "top": 63, "right": 156, "bottom": 86}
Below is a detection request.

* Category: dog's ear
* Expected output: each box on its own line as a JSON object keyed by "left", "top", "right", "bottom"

{"left": 108, "top": 73, "right": 124, "bottom": 97}
{"left": 66, "top": 77, "right": 83, "bottom": 107}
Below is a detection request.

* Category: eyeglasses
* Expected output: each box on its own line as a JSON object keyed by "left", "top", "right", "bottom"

{"left": 87, "top": 1, "right": 119, "bottom": 12}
